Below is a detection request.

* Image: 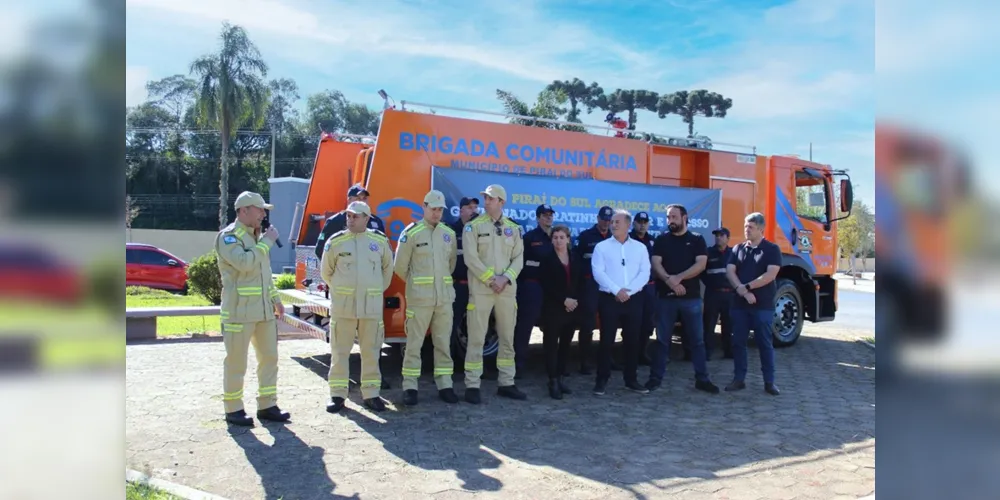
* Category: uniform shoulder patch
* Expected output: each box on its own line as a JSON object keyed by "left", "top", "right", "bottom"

{"left": 464, "top": 224, "right": 473, "bottom": 233}
{"left": 222, "top": 234, "right": 238, "bottom": 245}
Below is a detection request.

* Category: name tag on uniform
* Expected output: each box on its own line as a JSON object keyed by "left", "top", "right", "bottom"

{"left": 338, "top": 252, "right": 352, "bottom": 257}
{"left": 223, "top": 235, "right": 238, "bottom": 244}
{"left": 478, "top": 232, "right": 490, "bottom": 237}
{"left": 416, "top": 242, "right": 428, "bottom": 248}
{"left": 531, "top": 242, "right": 543, "bottom": 246}
{"left": 526, "top": 260, "right": 540, "bottom": 267}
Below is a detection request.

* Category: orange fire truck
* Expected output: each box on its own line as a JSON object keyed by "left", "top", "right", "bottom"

{"left": 278, "top": 100, "right": 854, "bottom": 361}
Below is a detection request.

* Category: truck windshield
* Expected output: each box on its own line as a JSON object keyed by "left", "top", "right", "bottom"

{"left": 794, "top": 169, "right": 829, "bottom": 223}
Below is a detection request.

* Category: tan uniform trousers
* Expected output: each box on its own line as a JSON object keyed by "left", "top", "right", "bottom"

{"left": 222, "top": 320, "right": 278, "bottom": 413}
{"left": 401, "top": 304, "right": 454, "bottom": 391}
{"left": 328, "top": 318, "right": 384, "bottom": 399}
{"left": 465, "top": 291, "right": 517, "bottom": 388}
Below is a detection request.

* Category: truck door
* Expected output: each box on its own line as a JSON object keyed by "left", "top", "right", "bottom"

{"left": 773, "top": 162, "right": 836, "bottom": 276}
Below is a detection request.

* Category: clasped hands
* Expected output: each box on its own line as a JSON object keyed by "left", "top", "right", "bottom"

{"left": 664, "top": 275, "right": 686, "bottom": 296}
{"left": 487, "top": 275, "right": 510, "bottom": 293}
{"left": 736, "top": 283, "right": 757, "bottom": 305}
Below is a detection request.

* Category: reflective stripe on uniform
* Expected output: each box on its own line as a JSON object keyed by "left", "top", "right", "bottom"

{"left": 328, "top": 379, "right": 349, "bottom": 388}
{"left": 334, "top": 286, "right": 354, "bottom": 295}
{"left": 496, "top": 357, "right": 515, "bottom": 367}
{"left": 259, "top": 385, "right": 277, "bottom": 396}
{"left": 222, "top": 323, "right": 243, "bottom": 333}
{"left": 405, "top": 309, "right": 415, "bottom": 318}
{"left": 434, "top": 366, "right": 453, "bottom": 376}
{"left": 367, "top": 287, "right": 382, "bottom": 296}
{"left": 401, "top": 368, "right": 421, "bottom": 377}
{"left": 479, "top": 268, "right": 494, "bottom": 282}
{"left": 465, "top": 361, "right": 483, "bottom": 370}
{"left": 360, "top": 379, "right": 381, "bottom": 388}
{"left": 237, "top": 286, "right": 263, "bottom": 296}
{"left": 222, "top": 389, "right": 243, "bottom": 401}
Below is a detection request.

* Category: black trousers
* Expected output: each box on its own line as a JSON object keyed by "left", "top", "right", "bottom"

{"left": 576, "top": 279, "right": 599, "bottom": 368}
{"left": 597, "top": 292, "right": 643, "bottom": 384}
{"left": 542, "top": 307, "right": 576, "bottom": 379}
{"left": 703, "top": 289, "right": 734, "bottom": 354}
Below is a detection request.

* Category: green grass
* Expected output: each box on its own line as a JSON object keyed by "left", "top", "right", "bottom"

{"left": 126, "top": 286, "right": 216, "bottom": 336}
{"left": 126, "top": 481, "right": 182, "bottom": 500}
{"left": 863, "top": 336, "right": 875, "bottom": 345}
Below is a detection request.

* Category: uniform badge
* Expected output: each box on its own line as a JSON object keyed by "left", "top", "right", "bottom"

{"left": 465, "top": 225, "right": 473, "bottom": 233}
{"left": 399, "top": 233, "right": 408, "bottom": 243}
{"left": 223, "top": 235, "right": 238, "bottom": 244}
{"left": 443, "top": 233, "right": 451, "bottom": 243}
{"left": 503, "top": 227, "right": 513, "bottom": 237}
{"left": 369, "top": 242, "right": 380, "bottom": 252}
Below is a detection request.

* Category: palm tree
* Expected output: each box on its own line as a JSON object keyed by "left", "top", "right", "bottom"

{"left": 190, "top": 22, "right": 269, "bottom": 228}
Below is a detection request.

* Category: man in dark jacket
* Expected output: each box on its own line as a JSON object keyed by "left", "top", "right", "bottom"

{"left": 702, "top": 227, "right": 734, "bottom": 359}
{"left": 449, "top": 196, "right": 480, "bottom": 357}
{"left": 513, "top": 204, "right": 555, "bottom": 372}
{"left": 573, "top": 205, "right": 613, "bottom": 374}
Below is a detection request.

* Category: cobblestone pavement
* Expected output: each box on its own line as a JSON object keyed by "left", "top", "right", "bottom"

{"left": 126, "top": 326, "right": 875, "bottom": 500}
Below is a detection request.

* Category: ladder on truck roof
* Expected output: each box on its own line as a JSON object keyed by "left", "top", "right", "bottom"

{"left": 397, "top": 99, "right": 757, "bottom": 155}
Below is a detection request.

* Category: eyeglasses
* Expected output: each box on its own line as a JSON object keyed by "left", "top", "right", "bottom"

{"left": 494, "top": 220, "right": 502, "bottom": 236}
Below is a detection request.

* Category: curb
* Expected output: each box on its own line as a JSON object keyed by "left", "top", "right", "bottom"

{"left": 126, "top": 469, "right": 229, "bottom": 500}
{"left": 858, "top": 339, "right": 875, "bottom": 350}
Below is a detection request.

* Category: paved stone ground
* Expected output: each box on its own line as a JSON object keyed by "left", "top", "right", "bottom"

{"left": 126, "top": 326, "right": 875, "bottom": 500}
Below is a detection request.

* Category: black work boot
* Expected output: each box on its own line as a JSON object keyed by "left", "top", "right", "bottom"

{"left": 257, "top": 405, "right": 291, "bottom": 422}
{"left": 548, "top": 378, "right": 563, "bottom": 400}
{"left": 764, "top": 383, "right": 781, "bottom": 396}
{"left": 497, "top": 385, "right": 527, "bottom": 400}
{"left": 402, "top": 389, "right": 418, "bottom": 406}
{"left": 695, "top": 380, "right": 720, "bottom": 394}
{"left": 439, "top": 388, "right": 459, "bottom": 404}
{"left": 725, "top": 381, "right": 746, "bottom": 392}
{"left": 225, "top": 409, "right": 254, "bottom": 426}
{"left": 464, "top": 388, "right": 481, "bottom": 404}
{"left": 364, "top": 397, "right": 387, "bottom": 412}
{"left": 326, "top": 397, "right": 346, "bottom": 413}
{"left": 558, "top": 377, "right": 572, "bottom": 395}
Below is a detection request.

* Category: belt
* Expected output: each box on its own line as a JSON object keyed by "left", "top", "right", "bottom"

{"left": 711, "top": 287, "right": 733, "bottom": 292}
{"left": 456, "top": 280, "right": 468, "bottom": 284}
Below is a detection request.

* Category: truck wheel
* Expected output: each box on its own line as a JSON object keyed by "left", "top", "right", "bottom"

{"left": 772, "top": 278, "right": 804, "bottom": 347}
{"left": 451, "top": 310, "right": 500, "bottom": 366}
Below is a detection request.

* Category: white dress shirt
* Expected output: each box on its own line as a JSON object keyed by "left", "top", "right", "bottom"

{"left": 592, "top": 235, "right": 651, "bottom": 297}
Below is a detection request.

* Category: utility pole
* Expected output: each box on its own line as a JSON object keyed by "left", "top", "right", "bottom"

{"left": 809, "top": 142, "right": 813, "bottom": 161}
{"left": 270, "top": 131, "right": 276, "bottom": 179}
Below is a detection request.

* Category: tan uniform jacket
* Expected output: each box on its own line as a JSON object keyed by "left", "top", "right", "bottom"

{"left": 393, "top": 219, "right": 457, "bottom": 308}
{"left": 215, "top": 221, "right": 280, "bottom": 323}
{"left": 462, "top": 214, "right": 525, "bottom": 296}
{"left": 320, "top": 228, "right": 393, "bottom": 319}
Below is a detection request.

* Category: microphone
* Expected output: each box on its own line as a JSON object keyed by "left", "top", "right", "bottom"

{"left": 262, "top": 215, "right": 283, "bottom": 248}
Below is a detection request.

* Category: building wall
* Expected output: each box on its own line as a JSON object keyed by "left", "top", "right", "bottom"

{"left": 126, "top": 229, "right": 218, "bottom": 263}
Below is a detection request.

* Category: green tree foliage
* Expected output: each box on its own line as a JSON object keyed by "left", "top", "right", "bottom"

{"left": 495, "top": 89, "right": 568, "bottom": 129}
{"left": 656, "top": 90, "right": 733, "bottom": 137}
{"left": 837, "top": 197, "right": 874, "bottom": 258}
{"left": 190, "top": 22, "right": 270, "bottom": 229}
{"left": 186, "top": 252, "right": 223, "bottom": 305}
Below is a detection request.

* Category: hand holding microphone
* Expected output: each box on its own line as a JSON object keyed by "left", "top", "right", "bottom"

{"left": 262, "top": 216, "right": 283, "bottom": 248}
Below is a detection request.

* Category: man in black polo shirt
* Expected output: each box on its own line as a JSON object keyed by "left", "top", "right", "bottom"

{"left": 647, "top": 204, "right": 719, "bottom": 394}
{"left": 702, "top": 227, "right": 734, "bottom": 359}
{"left": 450, "top": 196, "right": 479, "bottom": 357}
{"left": 725, "top": 212, "right": 782, "bottom": 396}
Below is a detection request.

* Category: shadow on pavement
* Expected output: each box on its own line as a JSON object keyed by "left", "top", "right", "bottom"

{"left": 228, "top": 424, "right": 358, "bottom": 500}
{"left": 286, "top": 330, "right": 874, "bottom": 496}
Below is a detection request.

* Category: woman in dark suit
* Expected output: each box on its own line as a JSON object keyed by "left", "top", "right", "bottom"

{"left": 540, "top": 225, "right": 583, "bottom": 399}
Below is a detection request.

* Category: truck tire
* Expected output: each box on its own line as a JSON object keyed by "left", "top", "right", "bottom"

{"left": 451, "top": 310, "right": 500, "bottom": 368}
{"left": 772, "top": 278, "right": 804, "bottom": 347}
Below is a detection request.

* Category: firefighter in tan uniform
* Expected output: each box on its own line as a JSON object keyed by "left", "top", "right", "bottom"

{"left": 216, "top": 191, "right": 290, "bottom": 426}
{"left": 394, "top": 190, "right": 460, "bottom": 406}
{"left": 320, "top": 201, "right": 394, "bottom": 413}
{"left": 462, "top": 184, "right": 526, "bottom": 404}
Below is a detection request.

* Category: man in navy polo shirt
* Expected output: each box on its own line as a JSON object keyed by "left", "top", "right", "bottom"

{"left": 725, "top": 212, "right": 782, "bottom": 395}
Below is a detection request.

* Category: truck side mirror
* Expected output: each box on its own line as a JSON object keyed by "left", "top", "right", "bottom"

{"left": 840, "top": 179, "right": 854, "bottom": 213}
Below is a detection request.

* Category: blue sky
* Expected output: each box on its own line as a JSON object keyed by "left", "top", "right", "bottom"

{"left": 124, "top": 0, "right": 877, "bottom": 205}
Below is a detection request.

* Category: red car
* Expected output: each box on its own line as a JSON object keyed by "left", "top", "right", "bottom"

{"left": 0, "top": 243, "right": 84, "bottom": 304}
{"left": 126, "top": 243, "right": 188, "bottom": 293}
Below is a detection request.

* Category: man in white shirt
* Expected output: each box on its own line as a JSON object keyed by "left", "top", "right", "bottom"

{"left": 591, "top": 209, "right": 652, "bottom": 395}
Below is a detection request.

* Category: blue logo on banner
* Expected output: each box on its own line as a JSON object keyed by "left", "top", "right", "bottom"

{"left": 375, "top": 198, "right": 424, "bottom": 242}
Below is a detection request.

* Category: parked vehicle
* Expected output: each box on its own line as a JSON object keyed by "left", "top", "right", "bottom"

{"left": 280, "top": 99, "right": 854, "bottom": 358}
{"left": 0, "top": 243, "right": 84, "bottom": 304}
{"left": 125, "top": 243, "right": 188, "bottom": 293}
